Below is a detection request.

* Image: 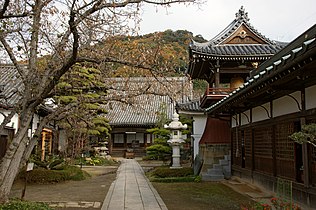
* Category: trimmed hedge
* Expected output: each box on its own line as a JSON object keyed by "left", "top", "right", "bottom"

{"left": 150, "top": 176, "right": 197, "bottom": 182}
{"left": 74, "top": 157, "right": 119, "bottom": 166}
{"left": 18, "top": 165, "right": 90, "bottom": 184}
{"left": 0, "top": 200, "right": 52, "bottom": 210}
{"left": 147, "top": 167, "right": 200, "bottom": 183}
{"left": 151, "top": 167, "right": 193, "bottom": 178}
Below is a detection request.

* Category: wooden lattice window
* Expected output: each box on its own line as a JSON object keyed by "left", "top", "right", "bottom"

{"left": 254, "top": 127, "right": 273, "bottom": 157}
{"left": 275, "top": 122, "right": 295, "bottom": 160}
{"left": 244, "top": 129, "right": 252, "bottom": 156}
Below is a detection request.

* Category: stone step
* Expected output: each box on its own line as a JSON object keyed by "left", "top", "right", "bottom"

{"left": 224, "top": 155, "right": 231, "bottom": 161}
{"left": 213, "top": 164, "right": 223, "bottom": 169}
{"left": 207, "top": 168, "right": 224, "bottom": 176}
{"left": 202, "top": 173, "right": 225, "bottom": 181}
{"left": 222, "top": 165, "right": 231, "bottom": 173}
{"left": 223, "top": 166, "right": 232, "bottom": 179}
{"left": 219, "top": 159, "right": 229, "bottom": 166}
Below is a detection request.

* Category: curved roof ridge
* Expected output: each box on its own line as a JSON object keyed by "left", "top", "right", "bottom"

{"left": 189, "top": 39, "right": 214, "bottom": 48}
{"left": 238, "top": 20, "right": 276, "bottom": 46}
{"left": 212, "top": 6, "right": 276, "bottom": 46}
{"left": 210, "top": 20, "right": 239, "bottom": 45}
{"left": 189, "top": 6, "right": 278, "bottom": 48}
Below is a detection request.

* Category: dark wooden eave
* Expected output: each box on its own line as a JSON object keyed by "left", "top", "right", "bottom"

{"left": 206, "top": 24, "right": 316, "bottom": 116}
{"left": 200, "top": 87, "right": 235, "bottom": 108}
{"left": 176, "top": 99, "right": 205, "bottom": 113}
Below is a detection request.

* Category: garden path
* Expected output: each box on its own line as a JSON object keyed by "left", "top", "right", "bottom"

{"left": 101, "top": 159, "right": 168, "bottom": 210}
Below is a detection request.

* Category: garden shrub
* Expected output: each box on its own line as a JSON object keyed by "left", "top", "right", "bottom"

{"left": 0, "top": 200, "right": 52, "bottom": 210}
{"left": 146, "top": 144, "right": 171, "bottom": 161}
{"left": 18, "top": 165, "right": 90, "bottom": 184}
{"left": 75, "top": 156, "right": 118, "bottom": 166}
{"left": 48, "top": 159, "right": 64, "bottom": 169}
{"left": 150, "top": 176, "right": 196, "bottom": 182}
{"left": 151, "top": 167, "right": 193, "bottom": 178}
{"left": 31, "top": 155, "right": 64, "bottom": 170}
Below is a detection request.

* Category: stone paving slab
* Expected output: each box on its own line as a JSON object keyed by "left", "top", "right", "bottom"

{"left": 47, "top": 201, "right": 101, "bottom": 208}
{"left": 101, "top": 159, "right": 168, "bottom": 210}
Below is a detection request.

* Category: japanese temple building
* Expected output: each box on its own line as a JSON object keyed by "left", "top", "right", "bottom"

{"left": 105, "top": 77, "right": 192, "bottom": 157}
{"left": 186, "top": 6, "right": 286, "bottom": 180}
{"left": 186, "top": 6, "right": 316, "bottom": 208}
{"left": 188, "top": 6, "right": 286, "bottom": 108}
{"left": 206, "top": 24, "right": 316, "bottom": 207}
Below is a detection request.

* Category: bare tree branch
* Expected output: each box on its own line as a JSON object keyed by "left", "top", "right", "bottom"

{"left": 0, "top": 35, "right": 26, "bottom": 81}
{"left": 0, "top": 0, "right": 10, "bottom": 18}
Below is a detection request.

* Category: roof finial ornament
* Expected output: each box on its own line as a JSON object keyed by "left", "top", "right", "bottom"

{"left": 235, "top": 6, "right": 249, "bottom": 22}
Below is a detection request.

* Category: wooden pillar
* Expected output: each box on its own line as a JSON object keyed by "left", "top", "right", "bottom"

{"left": 301, "top": 89, "right": 310, "bottom": 188}
{"left": 144, "top": 133, "right": 147, "bottom": 147}
{"left": 251, "top": 129, "right": 255, "bottom": 170}
{"left": 109, "top": 134, "right": 113, "bottom": 154}
{"left": 215, "top": 60, "right": 220, "bottom": 88}
{"left": 124, "top": 133, "right": 127, "bottom": 149}
{"left": 251, "top": 107, "right": 255, "bottom": 173}
{"left": 272, "top": 125, "right": 277, "bottom": 177}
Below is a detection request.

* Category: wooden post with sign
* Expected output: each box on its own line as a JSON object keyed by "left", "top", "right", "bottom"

{"left": 21, "top": 162, "right": 34, "bottom": 200}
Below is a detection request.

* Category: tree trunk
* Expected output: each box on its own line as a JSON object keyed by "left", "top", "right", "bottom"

{"left": 0, "top": 135, "right": 28, "bottom": 203}
{"left": 0, "top": 110, "right": 34, "bottom": 204}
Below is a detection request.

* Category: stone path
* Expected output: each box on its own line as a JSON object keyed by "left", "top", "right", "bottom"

{"left": 101, "top": 159, "right": 167, "bottom": 210}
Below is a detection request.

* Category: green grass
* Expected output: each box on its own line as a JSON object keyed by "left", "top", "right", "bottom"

{"left": 152, "top": 182, "right": 255, "bottom": 210}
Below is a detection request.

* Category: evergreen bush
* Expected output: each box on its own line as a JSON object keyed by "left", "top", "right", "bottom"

{"left": 0, "top": 200, "right": 52, "bottom": 210}
{"left": 151, "top": 167, "right": 193, "bottom": 178}
{"left": 18, "top": 165, "right": 89, "bottom": 183}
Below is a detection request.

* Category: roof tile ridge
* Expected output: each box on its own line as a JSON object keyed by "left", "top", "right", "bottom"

{"left": 241, "top": 21, "right": 277, "bottom": 46}
{"left": 211, "top": 20, "right": 240, "bottom": 45}
{"left": 189, "top": 39, "right": 214, "bottom": 50}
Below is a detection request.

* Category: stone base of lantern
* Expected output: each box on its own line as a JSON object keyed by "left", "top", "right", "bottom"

{"left": 170, "top": 144, "right": 182, "bottom": 168}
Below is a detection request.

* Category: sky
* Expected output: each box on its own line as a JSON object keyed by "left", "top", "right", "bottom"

{"left": 139, "top": 0, "right": 316, "bottom": 42}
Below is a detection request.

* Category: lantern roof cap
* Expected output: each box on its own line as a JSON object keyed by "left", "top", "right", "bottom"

{"left": 164, "top": 112, "right": 188, "bottom": 130}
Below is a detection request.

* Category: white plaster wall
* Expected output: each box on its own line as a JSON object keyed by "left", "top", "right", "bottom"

{"left": 28, "top": 114, "right": 40, "bottom": 138}
{"left": 306, "top": 85, "right": 316, "bottom": 110}
{"left": 240, "top": 110, "right": 251, "bottom": 126}
{"left": 231, "top": 114, "right": 238, "bottom": 128}
{"left": 192, "top": 114, "right": 207, "bottom": 158}
{"left": 193, "top": 115, "right": 207, "bottom": 135}
{"left": 252, "top": 102, "right": 270, "bottom": 123}
{"left": 0, "top": 110, "right": 19, "bottom": 133}
{"left": 273, "top": 91, "right": 301, "bottom": 117}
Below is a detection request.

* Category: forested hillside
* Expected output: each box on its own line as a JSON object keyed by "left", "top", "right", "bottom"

{"left": 91, "top": 29, "right": 207, "bottom": 78}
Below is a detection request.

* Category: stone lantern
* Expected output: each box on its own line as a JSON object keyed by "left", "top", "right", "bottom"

{"left": 164, "top": 112, "right": 187, "bottom": 168}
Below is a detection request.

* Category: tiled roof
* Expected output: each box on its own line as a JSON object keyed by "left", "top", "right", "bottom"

{"left": 0, "top": 65, "right": 24, "bottom": 108}
{"left": 210, "top": 6, "right": 274, "bottom": 45}
{"left": 177, "top": 100, "right": 204, "bottom": 113}
{"left": 105, "top": 94, "right": 174, "bottom": 126}
{"left": 104, "top": 77, "right": 193, "bottom": 126}
{"left": 206, "top": 24, "right": 316, "bottom": 114}
{"left": 104, "top": 77, "right": 192, "bottom": 103}
{"left": 189, "top": 44, "right": 284, "bottom": 60}
{"left": 189, "top": 6, "right": 286, "bottom": 60}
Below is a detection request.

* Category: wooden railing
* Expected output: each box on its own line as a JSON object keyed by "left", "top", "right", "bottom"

{"left": 204, "top": 87, "right": 236, "bottom": 96}
{"left": 200, "top": 87, "right": 237, "bottom": 108}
